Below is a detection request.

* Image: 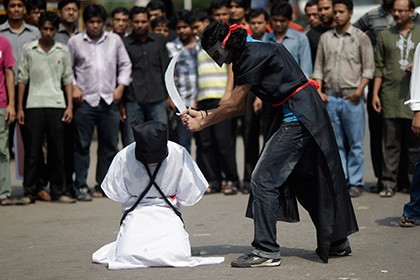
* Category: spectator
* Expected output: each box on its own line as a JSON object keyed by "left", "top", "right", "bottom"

{"left": 110, "top": 7, "right": 130, "bottom": 38}
{"left": 211, "top": 0, "right": 231, "bottom": 23}
{"left": 353, "top": 0, "right": 420, "bottom": 193}
{"left": 0, "top": 35, "right": 16, "bottom": 206}
{"left": 229, "top": 0, "right": 251, "bottom": 33}
{"left": 267, "top": 2, "right": 312, "bottom": 77}
{"left": 25, "top": 0, "right": 49, "bottom": 201}
{"left": 313, "top": 0, "right": 374, "bottom": 198}
{"left": 68, "top": 4, "right": 132, "bottom": 201}
{"left": 110, "top": 7, "right": 131, "bottom": 151}
{"left": 151, "top": 16, "right": 171, "bottom": 41}
{"left": 17, "top": 11, "right": 75, "bottom": 204}
{"left": 122, "top": 6, "right": 169, "bottom": 146}
{"left": 400, "top": 42, "right": 420, "bottom": 227}
{"left": 55, "top": 0, "right": 80, "bottom": 45}
{"left": 304, "top": 0, "right": 321, "bottom": 30}
{"left": 268, "top": 0, "right": 305, "bottom": 32}
{"left": 146, "top": 0, "right": 176, "bottom": 41}
{"left": 0, "top": 0, "right": 40, "bottom": 74}
{"left": 0, "top": 0, "right": 41, "bottom": 203}
{"left": 353, "top": 0, "right": 394, "bottom": 194}
{"left": 25, "top": 0, "right": 47, "bottom": 27}
{"left": 165, "top": 10, "right": 199, "bottom": 153}
{"left": 146, "top": 0, "right": 167, "bottom": 21}
{"left": 189, "top": 8, "right": 240, "bottom": 194}
{"left": 306, "top": 0, "right": 336, "bottom": 66}
{"left": 146, "top": 0, "right": 174, "bottom": 22}
{"left": 247, "top": 8, "right": 270, "bottom": 41}
{"left": 372, "top": 0, "right": 420, "bottom": 198}
{"left": 92, "top": 120, "right": 224, "bottom": 269}
{"left": 55, "top": 0, "right": 81, "bottom": 198}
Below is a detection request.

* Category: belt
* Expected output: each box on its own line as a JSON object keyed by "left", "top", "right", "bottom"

{"left": 273, "top": 79, "right": 319, "bottom": 107}
{"left": 325, "top": 88, "right": 357, "bottom": 98}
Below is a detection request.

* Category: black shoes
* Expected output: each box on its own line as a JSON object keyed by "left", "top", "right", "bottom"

{"left": 231, "top": 253, "right": 281, "bottom": 268}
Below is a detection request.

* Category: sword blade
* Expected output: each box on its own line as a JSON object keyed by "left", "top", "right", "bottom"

{"left": 164, "top": 52, "right": 187, "bottom": 113}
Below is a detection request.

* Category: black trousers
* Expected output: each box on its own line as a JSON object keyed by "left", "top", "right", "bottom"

{"left": 195, "top": 99, "right": 239, "bottom": 186}
{"left": 382, "top": 118, "right": 420, "bottom": 191}
{"left": 63, "top": 121, "right": 75, "bottom": 195}
{"left": 367, "top": 82, "right": 383, "bottom": 185}
{"left": 21, "top": 108, "right": 66, "bottom": 200}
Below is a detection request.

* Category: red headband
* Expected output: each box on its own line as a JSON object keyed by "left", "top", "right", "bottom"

{"left": 221, "top": 23, "right": 245, "bottom": 48}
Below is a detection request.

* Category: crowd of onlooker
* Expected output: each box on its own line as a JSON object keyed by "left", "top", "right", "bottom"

{"left": 0, "top": 0, "right": 419, "bottom": 227}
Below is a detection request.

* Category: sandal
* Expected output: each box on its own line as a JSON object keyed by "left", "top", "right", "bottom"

{"left": 400, "top": 214, "right": 416, "bottom": 227}
{"left": 349, "top": 186, "right": 362, "bottom": 197}
{"left": 0, "top": 198, "right": 15, "bottom": 206}
{"left": 223, "top": 181, "right": 237, "bottom": 195}
{"left": 379, "top": 190, "right": 394, "bottom": 197}
{"left": 92, "top": 191, "right": 104, "bottom": 198}
{"left": 205, "top": 185, "right": 220, "bottom": 195}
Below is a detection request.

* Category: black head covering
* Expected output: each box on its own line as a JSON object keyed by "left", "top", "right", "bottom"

{"left": 131, "top": 119, "right": 169, "bottom": 164}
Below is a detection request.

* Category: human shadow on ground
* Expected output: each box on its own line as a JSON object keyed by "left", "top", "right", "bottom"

{"left": 374, "top": 216, "right": 401, "bottom": 227}
{"left": 191, "top": 245, "right": 320, "bottom": 263}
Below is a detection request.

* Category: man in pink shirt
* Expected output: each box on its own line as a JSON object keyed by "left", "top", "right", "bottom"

{"left": 0, "top": 35, "right": 16, "bottom": 206}
{"left": 67, "top": 4, "right": 131, "bottom": 201}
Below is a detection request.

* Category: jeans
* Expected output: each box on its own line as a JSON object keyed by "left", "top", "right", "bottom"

{"left": 403, "top": 157, "right": 420, "bottom": 219}
{"left": 73, "top": 100, "right": 120, "bottom": 190}
{"left": 123, "top": 100, "right": 168, "bottom": 146}
{"left": 0, "top": 108, "right": 11, "bottom": 199}
{"left": 251, "top": 121, "right": 311, "bottom": 258}
{"left": 325, "top": 96, "right": 365, "bottom": 187}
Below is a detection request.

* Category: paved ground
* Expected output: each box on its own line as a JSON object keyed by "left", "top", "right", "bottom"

{"left": 1, "top": 134, "right": 419, "bottom": 280}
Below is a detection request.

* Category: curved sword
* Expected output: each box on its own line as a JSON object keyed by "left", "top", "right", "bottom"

{"left": 165, "top": 51, "right": 187, "bottom": 114}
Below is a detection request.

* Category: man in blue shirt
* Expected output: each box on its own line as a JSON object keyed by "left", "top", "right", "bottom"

{"left": 266, "top": 2, "right": 312, "bottom": 77}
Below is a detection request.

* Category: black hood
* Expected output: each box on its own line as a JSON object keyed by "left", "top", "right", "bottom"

{"left": 131, "top": 119, "right": 169, "bottom": 164}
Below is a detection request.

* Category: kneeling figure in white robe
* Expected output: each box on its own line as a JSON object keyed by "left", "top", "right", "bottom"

{"left": 92, "top": 120, "right": 224, "bottom": 269}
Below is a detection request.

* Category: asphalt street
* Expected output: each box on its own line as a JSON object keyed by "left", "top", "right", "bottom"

{"left": 1, "top": 132, "right": 419, "bottom": 280}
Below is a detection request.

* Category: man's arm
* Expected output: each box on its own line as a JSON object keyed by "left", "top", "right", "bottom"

{"left": 372, "top": 76, "right": 382, "bottom": 113}
{"left": 345, "top": 77, "right": 370, "bottom": 104}
{"left": 372, "top": 32, "right": 385, "bottom": 113}
{"left": 17, "top": 82, "right": 26, "bottom": 125}
{"left": 4, "top": 68, "right": 15, "bottom": 124}
{"left": 182, "top": 83, "right": 251, "bottom": 132}
{"left": 299, "top": 35, "right": 313, "bottom": 78}
{"left": 115, "top": 38, "right": 131, "bottom": 103}
{"left": 16, "top": 46, "right": 30, "bottom": 125}
{"left": 345, "top": 34, "right": 374, "bottom": 104}
{"left": 66, "top": 37, "right": 83, "bottom": 103}
{"left": 220, "top": 64, "right": 234, "bottom": 102}
{"left": 412, "top": 111, "right": 420, "bottom": 136}
{"left": 62, "top": 83, "right": 73, "bottom": 123}
{"left": 312, "top": 34, "right": 329, "bottom": 102}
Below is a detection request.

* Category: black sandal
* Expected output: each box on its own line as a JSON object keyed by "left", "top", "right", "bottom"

{"left": 400, "top": 214, "right": 416, "bottom": 227}
{"left": 205, "top": 186, "right": 220, "bottom": 195}
{"left": 223, "top": 181, "right": 237, "bottom": 195}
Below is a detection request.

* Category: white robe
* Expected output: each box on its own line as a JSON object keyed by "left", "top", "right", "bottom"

{"left": 407, "top": 42, "right": 420, "bottom": 110}
{"left": 92, "top": 141, "right": 224, "bottom": 269}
